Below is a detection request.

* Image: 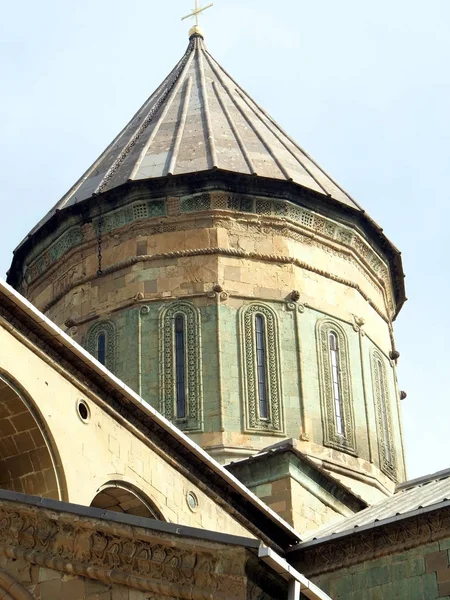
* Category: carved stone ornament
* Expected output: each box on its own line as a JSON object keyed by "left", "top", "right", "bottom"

{"left": 240, "top": 303, "right": 284, "bottom": 434}
{"left": 0, "top": 499, "right": 261, "bottom": 600}
{"left": 316, "top": 319, "right": 356, "bottom": 454}
{"left": 159, "top": 301, "right": 203, "bottom": 432}
{"left": 371, "top": 350, "right": 397, "bottom": 480}
{"left": 351, "top": 314, "right": 365, "bottom": 333}
{"left": 207, "top": 285, "right": 229, "bottom": 301}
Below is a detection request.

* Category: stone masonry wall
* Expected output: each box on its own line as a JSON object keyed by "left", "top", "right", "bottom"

{"left": 312, "top": 540, "right": 450, "bottom": 600}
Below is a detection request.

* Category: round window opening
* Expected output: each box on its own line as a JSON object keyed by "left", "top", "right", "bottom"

{"left": 186, "top": 491, "right": 199, "bottom": 512}
{"left": 77, "top": 400, "right": 90, "bottom": 423}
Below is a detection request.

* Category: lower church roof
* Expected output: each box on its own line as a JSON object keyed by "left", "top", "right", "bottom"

{"left": 299, "top": 468, "right": 450, "bottom": 546}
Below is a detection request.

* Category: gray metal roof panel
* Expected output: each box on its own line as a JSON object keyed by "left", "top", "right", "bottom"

{"left": 21, "top": 34, "right": 361, "bottom": 246}
{"left": 303, "top": 469, "right": 450, "bottom": 542}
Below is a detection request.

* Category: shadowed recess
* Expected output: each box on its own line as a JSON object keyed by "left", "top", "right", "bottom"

{"left": 0, "top": 377, "right": 60, "bottom": 499}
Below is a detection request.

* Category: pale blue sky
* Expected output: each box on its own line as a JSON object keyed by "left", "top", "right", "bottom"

{"left": 1, "top": 1, "right": 449, "bottom": 479}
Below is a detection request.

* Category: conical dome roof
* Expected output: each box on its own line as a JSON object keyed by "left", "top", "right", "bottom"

{"left": 30, "top": 33, "right": 361, "bottom": 237}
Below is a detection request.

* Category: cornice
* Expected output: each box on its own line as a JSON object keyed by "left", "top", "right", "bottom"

{"left": 38, "top": 245, "right": 391, "bottom": 324}
{"left": 8, "top": 173, "right": 405, "bottom": 315}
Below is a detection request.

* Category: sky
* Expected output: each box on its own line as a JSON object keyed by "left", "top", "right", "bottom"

{"left": 1, "top": 0, "right": 449, "bottom": 479}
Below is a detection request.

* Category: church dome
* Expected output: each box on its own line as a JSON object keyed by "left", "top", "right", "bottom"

{"left": 7, "top": 29, "right": 407, "bottom": 508}
{"left": 27, "top": 33, "right": 360, "bottom": 235}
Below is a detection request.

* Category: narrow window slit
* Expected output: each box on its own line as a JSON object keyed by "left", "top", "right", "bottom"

{"left": 175, "top": 315, "right": 187, "bottom": 419}
{"left": 97, "top": 332, "right": 106, "bottom": 366}
{"left": 329, "top": 332, "right": 344, "bottom": 436}
{"left": 255, "top": 314, "right": 269, "bottom": 419}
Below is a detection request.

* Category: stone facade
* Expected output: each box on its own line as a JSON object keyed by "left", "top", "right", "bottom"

{"left": 291, "top": 503, "right": 450, "bottom": 599}
{"left": 0, "top": 492, "right": 288, "bottom": 600}
{"left": 8, "top": 185, "right": 406, "bottom": 509}
{"left": 0, "top": 291, "right": 301, "bottom": 550}
{"left": 227, "top": 443, "right": 366, "bottom": 534}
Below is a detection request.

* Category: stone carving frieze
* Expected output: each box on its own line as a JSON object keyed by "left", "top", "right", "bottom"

{"left": 25, "top": 226, "right": 83, "bottom": 284}
{"left": 0, "top": 501, "right": 249, "bottom": 599}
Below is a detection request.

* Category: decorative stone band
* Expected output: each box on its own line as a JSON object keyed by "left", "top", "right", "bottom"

{"left": 25, "top": 226, "right": 83, "bottom": 284}
{"left": 291, "top": 504, "right": 450, "bottom": 579}
{"left": 42, "top": 247, "right": 392, "bottom": 324}
{"left": 24, "top": 192, "right": 393, "bottom": 314}
{"left": 0, "top": 497, "right": 283, "bottom": 600}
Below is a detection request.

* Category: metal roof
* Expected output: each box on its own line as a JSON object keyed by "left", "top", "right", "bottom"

{"left": 27, "top": 33, "right": 360, "bottom": 239}
{"left": 302, "top": 468, "right": 450, "bottom": 543}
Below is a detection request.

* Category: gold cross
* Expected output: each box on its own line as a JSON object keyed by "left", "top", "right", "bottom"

{"left": 181, "top": 0, "right": 214, "bottom": 27}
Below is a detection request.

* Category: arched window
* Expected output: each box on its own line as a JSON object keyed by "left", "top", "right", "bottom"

{"left": 329, "top": 332, "right": 344, "bottom": 436}
{"left": 240, "top": 304, "right": 284, "bottom": 433}
{"left": 91, "top": 482, "right": 165, "bottom": 520}
{"left": 316, "top": 320, "right": 356, "bottom": 453}
{"left": 371, "top": 351, "right": 396, "bottom": 479}
{"left": 97, "top": 332, "right": 106, "bottom": 366}
{"left": 175, "top": 315, "right": 187, "bottom": 419}
{"left": 160, "top": 302, "right": 203, "bottom": 431}
{"left": 85, "top": 321, "right": 116, "bottom": 373}
{"left": 255, "top": 314, "right": 269, "bottom": 419}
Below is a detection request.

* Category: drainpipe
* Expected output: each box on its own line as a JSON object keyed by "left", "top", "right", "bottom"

{"left": 258, "top": 546, "right": 333, "bottom": 600}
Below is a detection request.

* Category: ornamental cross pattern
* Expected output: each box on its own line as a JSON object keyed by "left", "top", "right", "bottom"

{"left": 181, "top": 0, "right": 214, "bottom": 27}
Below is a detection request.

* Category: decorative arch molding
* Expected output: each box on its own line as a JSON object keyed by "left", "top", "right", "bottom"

{"left": 0, "top": 569, "right": 35, "bottom": 600}
{"left": 316, "top": 319, "right": 356, "bottom": 454}
{"left": 0, "top": 369, "right": 67, "bottom": 501}
{"left": 85, "top": 320, "right": 116, "bottom": 373}
{"left": 371, "top": 349, "right": 397, "bottom": 480}
{"left": 159, "top": 301, "right": 203, "bottom": 432}
{"left": 91, "top": 480, "right": 165, "bottom": 521}
{"left": 239, "top": 303, "right": 284, "bottom": 434}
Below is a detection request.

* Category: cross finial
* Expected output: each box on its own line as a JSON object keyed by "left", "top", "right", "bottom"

{"left": 181, "top": 1, "right": 214, "bottom": 37}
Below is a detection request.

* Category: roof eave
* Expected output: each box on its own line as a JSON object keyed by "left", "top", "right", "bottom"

{"left": 7, "top": 170, "right": 407, "bottom": 316}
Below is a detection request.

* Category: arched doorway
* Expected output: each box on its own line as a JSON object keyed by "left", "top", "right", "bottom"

{"left": 91, "top": 482, "right": 164, "bottom": 520}
{"left": 0, "top": 373, "right": 64, "bottom": 499}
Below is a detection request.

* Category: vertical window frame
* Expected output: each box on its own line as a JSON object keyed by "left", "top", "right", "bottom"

{"left": 174, "top": 314, "right": 187, "bottom": 420}
{"left": 240, "top": 303, "right": 284, "bottom": 434}
{"left": 86, "top": 321, "right": 116, "bottom": 373}
{"left": 316, "top": 320, "right": 356, "bottom": 453}
{"left": 255, "top": 313, "right": 270, "bottom": 421}
{"left": 160, "top": 302, "right": 203, "bottom": 432}
{"left": 371, "top": 350, "right": 397, "bottom": 479}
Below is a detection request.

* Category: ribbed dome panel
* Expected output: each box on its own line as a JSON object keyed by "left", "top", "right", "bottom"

{"left": 27, "top": 35, "right": 361, "bottom": 240}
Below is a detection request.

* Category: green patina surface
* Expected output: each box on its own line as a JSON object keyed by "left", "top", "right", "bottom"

{"left": 312, "top": 542, "right": 449, "bottom": 600}
{"left": 83, "top": 299, "right": 403, "bottom": 477}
